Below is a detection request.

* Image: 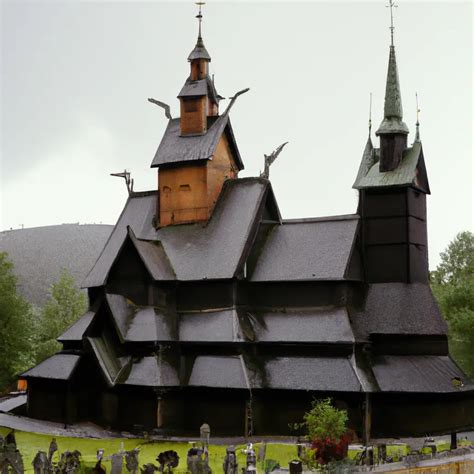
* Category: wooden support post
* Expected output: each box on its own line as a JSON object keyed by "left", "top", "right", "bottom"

{"left": 450, "top": 431, "right": 457, "bottom": 450}
{"left": 363, "top": 393, "right": 371, "bottom": 447}
{"left": 157, "top": 396, "right": 163, "bottom": 428}
{"left": 245, "top": 399, "right": 253, "bottom": 439}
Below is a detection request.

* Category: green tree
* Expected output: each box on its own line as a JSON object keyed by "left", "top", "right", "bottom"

{"left": 36, "top": 270, "right": 87, "bottom": 363}
{"left": 431, "top": 231, "right": 474, "bottom": 378}
{"left": 0, "top": 252, "right": 36, "bottom": 390}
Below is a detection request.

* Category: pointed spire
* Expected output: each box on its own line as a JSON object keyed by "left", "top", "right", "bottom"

{"left": 414, "top": 92, "right": 421, "bottom": 142}
{"left": 188, "top": 2, "right": 211, "bottom": 62}
{"left": 368, "top": 92, "right": 373, "bottom": 137}
{"left": 376, "top": 2, "right": 409, "bottom": 136}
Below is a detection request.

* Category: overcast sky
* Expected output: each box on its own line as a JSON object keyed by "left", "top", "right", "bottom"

{"left": 1, "top": 0, "right": 472, "bottom": 269}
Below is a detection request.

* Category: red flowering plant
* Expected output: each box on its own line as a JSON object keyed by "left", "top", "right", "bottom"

{"left": 296, "top": 398, "right": 351, "bottom": 466}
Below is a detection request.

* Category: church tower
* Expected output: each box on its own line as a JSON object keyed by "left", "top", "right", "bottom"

{"left": 150, "top": 5, "right": 244, "bottom": 227}
{"left": 353, "top": 1, "right": 430, "bottom": 283}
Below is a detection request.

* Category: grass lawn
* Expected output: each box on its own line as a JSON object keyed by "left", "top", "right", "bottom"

{"left": 0, "top": 428, "right": 299, "bottom": 473}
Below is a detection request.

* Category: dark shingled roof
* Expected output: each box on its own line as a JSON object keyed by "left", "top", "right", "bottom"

{"left": 105, "top": 293, "right": 175, "bottom": 342}
{"left": 123, "top": 356, "right": 180, "bottom": 387}
{"left": 372, "top": 355, "right": 474, "bottom": 393}
{"left": 58, "top": 310, "right": 95, "bottom": 342}
{"left": 188, "top": 356, "right": 249, "bottom": 389}
{"left": 188, "top": 37, "right": 211, "bottom": 62}
{"left": 150, "top": 115, "right": 244, "bottom": 170}
{"left": 83, "top": 194, "right": 158, "bottom": 288}
{"left": 350, "top": 283, "right": 448, "bottom": 338}
{"left": 128, "top": 229, "right": 175, "bottom": 281}
{"left": 0, "top": 224, "right": 113, "bottom": 305}
{"left": 187, "top": 355, "right": 361, "bottom": 391}
{"left": 84, "top": 179, "right": 269, "bottom": 286}
{"left": 249, "top": 356, "right": 361, "bottom": 392}
{"left": 127, "top": 307, "right": 176, "bottom": 342}
{"left": 250, "top": 216, "right": 360, "bottom": 282}
{"left": 178, "top": 79, "right": 207, "bottom": 98}
{"left": 21, "top": 354, "right": 80, "bottom": 381}
{"left": 249, "top": 307, "right": 354, "bottom": 344}
{"left": 155, "top": 179, "right": 266, "bottom": 280}
{"left": 179, "top": 309, "right": 243, "bottom": 342}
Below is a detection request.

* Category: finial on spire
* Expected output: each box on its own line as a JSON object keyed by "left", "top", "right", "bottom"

{"left": 188, "top": 2, "right": 211, "bottom": 62}
{"left": 386, "top": 0, "right": 398, "bottom": 46}
{"left": 196, "top": 2, "right": 205, "bottom": 39}
{"left": 368, "top": 92, "right": 373, "bottom": 136}
{"left": 415, "top": 92, "right": 421, "bottom": 142}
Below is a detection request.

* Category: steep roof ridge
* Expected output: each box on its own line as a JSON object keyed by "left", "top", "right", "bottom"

{"left": 282, "top": 214, "right": 360, "bottom": 224}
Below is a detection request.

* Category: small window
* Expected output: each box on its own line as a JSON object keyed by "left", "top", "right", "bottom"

{"left": 180, "top": 184, "right": 191, "bottom": 192}
{"left": 163, "top": 186, "right": 171, "bottom": 194}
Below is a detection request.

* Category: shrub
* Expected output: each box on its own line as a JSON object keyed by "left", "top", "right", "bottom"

{"left": 297, "top": 398, "right": 350, "bottom": 466}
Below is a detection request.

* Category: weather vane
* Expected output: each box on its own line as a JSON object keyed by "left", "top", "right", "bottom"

{"left": 386, "top": 0, "right": 398, "bottom": 46}
{"left": 196, "top": 2, "right": 205, "bottom": 38}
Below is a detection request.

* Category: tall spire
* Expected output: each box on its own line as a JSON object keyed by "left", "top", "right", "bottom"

{"left": 415, "top": 92, "right": 421, "bottom": 142}
{"left": 388, "top": 0, "right": 397, "bottom": 46}
{"left": 368, "top": 92, "right": 373, "bottom": 137}
{"left": 376, "top": 1, "right": 408, "bottom": 136}
{"left": 188, "top": 2, "right": 211, "bottom": 62}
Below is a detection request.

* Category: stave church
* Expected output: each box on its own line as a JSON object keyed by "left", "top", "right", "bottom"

{"left": 21, "top": 4, "right": 474, "bottom": 438}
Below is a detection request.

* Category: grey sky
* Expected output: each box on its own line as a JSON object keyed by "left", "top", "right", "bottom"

{"left": 1, "top": 0, "right": 472, "bottom": 269}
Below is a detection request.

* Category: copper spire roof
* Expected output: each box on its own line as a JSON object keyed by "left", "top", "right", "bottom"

{"left": 376, "top": 45, "right": 409, "bottom": 136}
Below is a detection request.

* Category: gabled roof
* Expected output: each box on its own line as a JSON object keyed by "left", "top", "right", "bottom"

{"left": 249, "top": 215, "right": 360, "bottom": 282}
{"left": 353, "top": 142, "right": 430, "bottom": 193}
{"left": 150, "top": 115, "right": 244, "bottom": 170}
{"left": 21, "top": 354, "right": 80, "bottom": 381}
{"left": 83, "top": 192, "right": 160, "bottom": 288}
{"left": 84, "top": 179, "right": 270, "bottom": 287}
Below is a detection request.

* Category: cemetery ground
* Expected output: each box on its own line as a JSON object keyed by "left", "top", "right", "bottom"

{"left": 1, "top": 421, "right": 474, "bottom": 473}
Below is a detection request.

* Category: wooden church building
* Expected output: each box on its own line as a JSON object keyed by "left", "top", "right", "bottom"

{"left": 21, "top": 7, "right": 474, "bottom": 439}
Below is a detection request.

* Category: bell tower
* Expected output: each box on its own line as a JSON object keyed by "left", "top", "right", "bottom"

{"left": 353, "top": 0, "right": 430, "bottom": 284}
{"left": 151, "top": 3, "right": 245, "bottom": 228}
